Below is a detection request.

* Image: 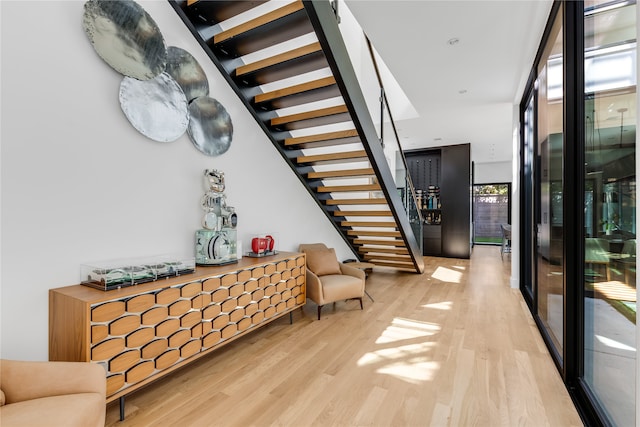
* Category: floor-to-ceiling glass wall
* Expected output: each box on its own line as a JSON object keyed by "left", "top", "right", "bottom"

{"left": 582, "top": 1, "right": 636, "bottom": 425}
{"left": 536, "top": 6, "right": 565, "bottom": 359}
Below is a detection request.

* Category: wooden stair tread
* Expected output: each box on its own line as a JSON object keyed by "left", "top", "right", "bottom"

{"left": 271, "top": 105, "right": 348, "bottom": 126}
{"left": 347, "top": 230, "right": 401, "bottom": 237}
{"left": 359, "top": 246, "right": 410, "bottom": 254}
{"left": 368, "top": 260, "right": 416, "bottom": 269}
{"left": 297, "top": 150, "right": 367, "bottom": 164}
{"left": 236, "top": 42, "right": 322, "bottom": 77}
{"left": 285, "top": 129, "right": 358, "bottom": 147}
{"left": 317, "top": 184, "right": 380, "bottom": 193}
{"left": 325, "top": 198, "right": 387, "bottom": 205}
{"left": 342, "top": 221, "right": 397, "bottom": 227}
{"left": 353, "top": 238, "right": 405, "bottom": 246}
{"left": 363, "top": 254, "right": 411, "bottom": 261}
{"left": 256, "top": 77, "right": 336, "bottom": 104}
{"left": 333, "top": 210, "right": 392, "bottom": 217}
{"left": 214, "top": 1, "right": 304, "bottom": 45}
{"left": 307, "top": 168, "right": 373, "bottom": 180}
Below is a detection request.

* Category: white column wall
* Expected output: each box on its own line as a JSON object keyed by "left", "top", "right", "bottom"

{"left": 510, "top": 105, "right": 520, "bottom": 289}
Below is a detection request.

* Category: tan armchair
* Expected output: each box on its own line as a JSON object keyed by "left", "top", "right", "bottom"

{"left": 299, "top": 243, "right": 365, "bottom": 320}
{"left": 0, "top": 359, "right": 106, "bottom": 427}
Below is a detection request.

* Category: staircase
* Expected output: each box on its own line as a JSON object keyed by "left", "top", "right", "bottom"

{"left": 170, "top": 0, "right": 424, "bottom": 273}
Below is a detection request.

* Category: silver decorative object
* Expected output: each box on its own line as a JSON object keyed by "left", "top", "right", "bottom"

{"left": 165, "top": 46, "right": 209, "bottom": 102}
{"left": 196, "top": 169, "right": 238, "bottom": 266}
{"left": 188, "top": 97, "right": 233, "bottom": 156}
{"left": 82, "top": 0, "right": 167, "bottom": 80}
{"left": 119, "top": 72, "right": 189, "bottom": 142}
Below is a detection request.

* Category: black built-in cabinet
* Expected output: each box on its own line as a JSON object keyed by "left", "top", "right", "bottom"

{"left": 406, "top": 143, "right": 471, "bottom": 258}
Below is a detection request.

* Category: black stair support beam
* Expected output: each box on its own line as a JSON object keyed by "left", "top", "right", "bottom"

{"left": 168, "top": 0, "right": 358, "bottom": 259}
{"left": 303, "top": 0, "right": 424, "bottom": 273}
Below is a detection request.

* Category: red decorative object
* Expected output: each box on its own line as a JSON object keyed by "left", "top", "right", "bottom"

{"left": 252, "top": 236, "right": 274, "bottom": 254}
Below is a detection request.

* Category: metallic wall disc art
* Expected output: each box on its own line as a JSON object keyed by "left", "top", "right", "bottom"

{"left": 83, "top": 0, "right": 167, "bottom": 80}
{"left": 165, "top": 47, "right": 209, "bottom": 102}
{"left": 119, "top": 72, "right": 189, "bottom": 142}
{"left": 188, "top": 97, "right": 233, "bottom": 156}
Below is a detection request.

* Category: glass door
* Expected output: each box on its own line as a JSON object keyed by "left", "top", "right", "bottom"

{"left": 523, "top": 95, "right": 536, "bottom": 301}
{"left": 472, "top": 184, "right": 511, "bottom": 246}
{"left": 536, "top": 6, "right": 565, "bottom": 360}
{"left": 582, "top": 1, "right": 637, "bottom": 425}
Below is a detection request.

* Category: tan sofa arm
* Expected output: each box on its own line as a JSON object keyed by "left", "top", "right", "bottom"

{"left": 340, "top": 263, "right": 366, "bottom": 281}
{"left": 0, "top": 359, "right": 106, "bottom": 404}
{"left": 305, "top": 269, "right": 324, "bottom": 305}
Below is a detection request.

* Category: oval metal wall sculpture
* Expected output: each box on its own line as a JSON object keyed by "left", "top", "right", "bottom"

{"left": 165, "top": 46, "right": 209, "bottom": 103}
{"left": 119, "top": 72, "right": 189, "bottom": 142}
{"left": 83, "top": 0, "right": 167, "bottom": 80}
{"left": 188, "top": 97, "right": 233, "bottom": 156}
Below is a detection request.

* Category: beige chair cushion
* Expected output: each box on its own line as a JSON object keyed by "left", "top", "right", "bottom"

{"left": 319, "top": 274, "right": 365, "bottom": 301}
{"left": 0, "top": 393, "right": 104, "bottom": 427}
{"left": 305, "top": 248, "right": 342, "bottom": 276}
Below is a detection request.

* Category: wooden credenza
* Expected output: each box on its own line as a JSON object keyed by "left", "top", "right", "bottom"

{"left": 49, "top": 251, "right": 306, "bottom": 403}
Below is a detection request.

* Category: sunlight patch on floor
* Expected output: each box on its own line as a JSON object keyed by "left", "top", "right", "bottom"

{"left": 357, "top": 317, "right": 441, "bottom": 384}
{"left": 357, "top": 342, "right": 439, "bottom": 384}
{"left": 374, "top": 317, "right": 441, "bottom": 344}
{"left": 422, "top": 301, "right": 453, "bottom": 310}
{"left": 432, "top": 266, "right": 463, "bottom": 283}
{"left": 376, "top": 359, "right": 440, "bottom": 384}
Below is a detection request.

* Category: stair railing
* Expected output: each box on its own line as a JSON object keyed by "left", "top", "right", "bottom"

{"left": 304, "top": 0, "right": 424, "bottom": 272}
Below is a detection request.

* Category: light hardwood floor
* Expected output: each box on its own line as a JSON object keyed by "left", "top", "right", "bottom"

{"left": 105, "top": 246, "right": 583, "bottom": 427}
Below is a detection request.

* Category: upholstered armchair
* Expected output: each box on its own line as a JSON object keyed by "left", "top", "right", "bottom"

{"left": 0, "top": 359, "right": 106, "bottom": 427}
{"left": 299, "top": 243, "right": 365, "bottom": 320}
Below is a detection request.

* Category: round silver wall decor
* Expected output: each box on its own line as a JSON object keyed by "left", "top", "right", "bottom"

{"left": 188, "top": 97, "right": 233, "bottom": 156}
{"left": 119, "top": 72, "right": 189, "bottom": 142}
{"left": 165, "top": 46, "right": 209, "bottom": 102}
{"left": 82, "top": 0, "right": 167, "bottom": 80}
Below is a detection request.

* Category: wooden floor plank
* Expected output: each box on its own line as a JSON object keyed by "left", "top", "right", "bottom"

{"left": 105, "top": 247, "right": 583, "bottom": 427}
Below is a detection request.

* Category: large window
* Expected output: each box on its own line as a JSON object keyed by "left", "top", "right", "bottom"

{"left": 582, "top": 2, "right": 636, "bottom": 425}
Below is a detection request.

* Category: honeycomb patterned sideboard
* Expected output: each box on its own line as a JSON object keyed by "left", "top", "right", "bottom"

{"left": 49, "top": 251, "right": 306, "bottom": 407}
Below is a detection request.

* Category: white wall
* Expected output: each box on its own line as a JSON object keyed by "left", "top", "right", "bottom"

{"left": 474, "top": 160, "right": 512, "bottom": 184}
{"left": 0, "top": 0, "right": 352, "bottom": 361}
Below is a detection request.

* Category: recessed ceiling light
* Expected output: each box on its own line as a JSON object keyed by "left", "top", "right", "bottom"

{"left": 447, "top": 37, "right": 460, "bottom": 45}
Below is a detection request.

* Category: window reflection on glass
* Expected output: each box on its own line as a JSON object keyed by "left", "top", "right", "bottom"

{"left": 583, "top": 2, "right": 636, "bottom": 426}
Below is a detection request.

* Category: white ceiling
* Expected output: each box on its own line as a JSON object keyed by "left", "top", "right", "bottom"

{"left": 344, "top": 0, "right": 554, "bottom": 164}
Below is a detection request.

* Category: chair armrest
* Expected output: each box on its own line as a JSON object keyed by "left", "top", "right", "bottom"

{"left": 305, "top": 269, "right": 324, "bottom": 305}
{"left": 340, "top": 263, "right": 366, "bottom": 281}
{"left": 0, "top": 359, "right": 106, "bottom": 404}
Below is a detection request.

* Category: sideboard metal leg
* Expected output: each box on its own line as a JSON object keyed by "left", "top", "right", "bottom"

{"left": 289, "top": 311, "right": 293, "bottom": 324}
{"left": 119, "top": 396, "right": 125, "bottom": 421}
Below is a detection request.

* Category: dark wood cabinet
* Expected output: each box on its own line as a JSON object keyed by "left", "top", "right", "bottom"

{"left": 406, "top": 143, "right": 471, "bottom": 258}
